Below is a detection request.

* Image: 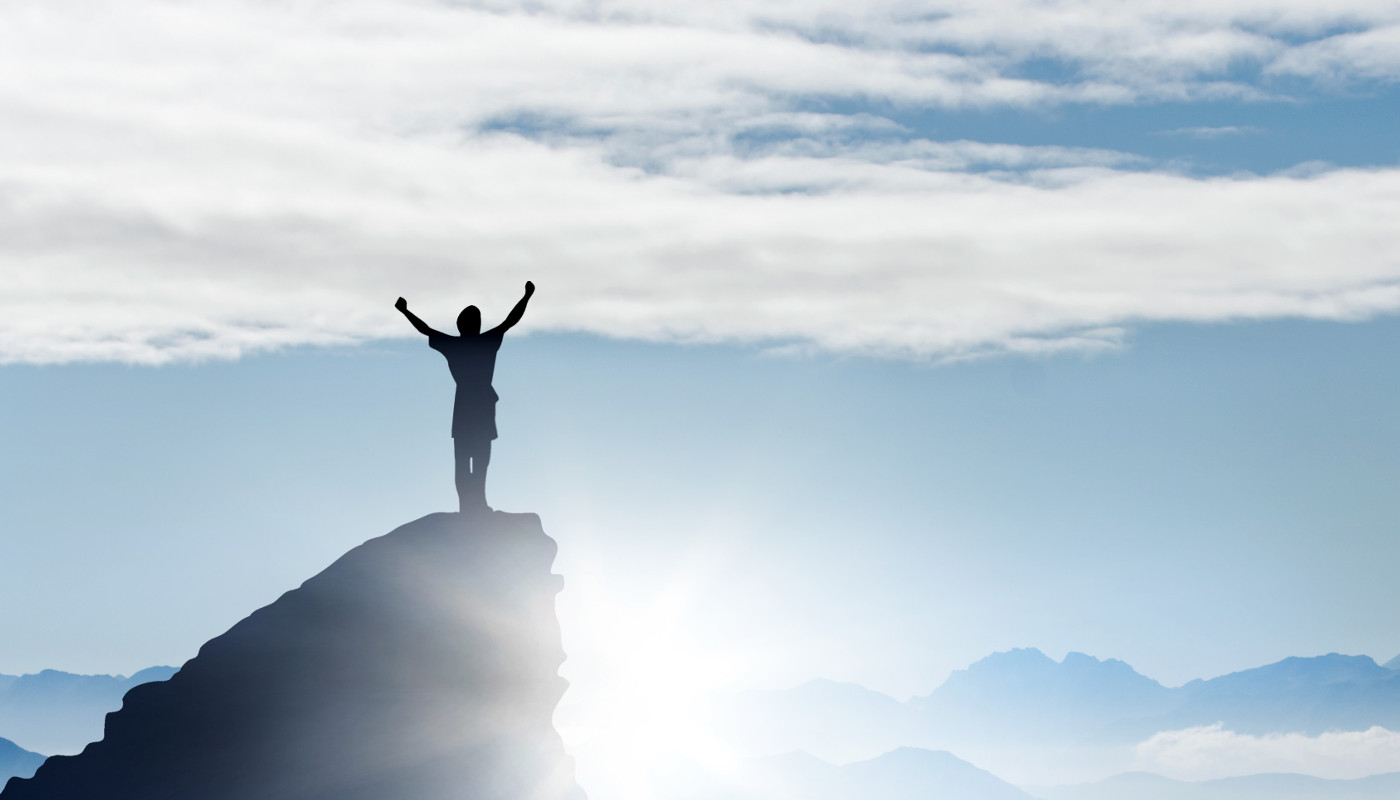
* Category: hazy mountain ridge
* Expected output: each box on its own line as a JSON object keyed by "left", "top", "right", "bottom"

{"left": 1027, "top": 769, "right": 1400, "bottom": 800}
{"left": 1124, "top": 653, "right": 1400, "bottom": 737}
{"left": 678, "top": 747, "right": 1037, "bottom": 800}
{"left": 0, "top": 667, "right": 177, "bottom": 755}
{"left": 712, "top": 646, "right": 1400, "bottom": 789}
{"left": 922, "top": 649, "right": 1400, "bottom": 743}
{"left": 712, "top": 679, "right": 931, "bottom": 762}
{"left": 8, "top": 641, "right": 1398, "bottom": 795}
{"left": 0, "top": 740, "right": 43, "bottom": 787}
{"left": 915, "top": 649, "right": 1178, "bottom": 743}
{"left": 838, "top": 748, "right": 1036, "bottom": 800}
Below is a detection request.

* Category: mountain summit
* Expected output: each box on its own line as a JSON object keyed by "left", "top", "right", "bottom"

{"left": 2, "top": 511, "right": 584, "bottom": 800}
{"left": 913, "top": 648, "right": 1176, "bottom": 742}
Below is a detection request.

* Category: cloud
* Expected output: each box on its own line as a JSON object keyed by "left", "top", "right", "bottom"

{"left": 1135, "top": 724, "right": 1400, "bottom": 781}
{"left": 1156, "top": 125, "right": 1263, "bottom": 139}
{"left": 1268, "top": 24, "right": 1400, "bottom": 82}
{"left": 2, "top": 1, "right": 1400, "bottom": 365}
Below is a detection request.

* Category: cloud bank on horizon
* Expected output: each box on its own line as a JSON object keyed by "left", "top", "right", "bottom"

{"left": 3, "top": 0, "right": 1399, "bottom": 364}
{"left": 1136, "top": 723, "right": 1400, "bottom": 782}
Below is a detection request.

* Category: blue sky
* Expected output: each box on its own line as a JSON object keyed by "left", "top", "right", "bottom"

{"left": 6, "top": 319, "right": 1400, "bottom": 697}
{"left": 2, "top": 0, "right": 1400, "bottom": 772}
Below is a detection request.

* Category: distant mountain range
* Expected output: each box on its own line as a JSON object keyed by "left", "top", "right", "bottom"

{"left": 0, "top": 667, "right": 176, "bottom": 755}
{"left": 672, "top": 747, "right": 1036, "bottom": 800}
{"left": 712, "top": 679, "right": 929, "bottom": 762}
{"left": 919, "top": 648, "right": 1400, "bottom": 742}
{"left": 831, "top": 748, "right": 1034, "bottom": 800}
{"left": 1030, "top": 770, "right": 1400, "bottom": 800}
{"left": 647, "top": 747, "right": 1400, "bottom": 800}
{"left": 719, "top": 648, "right": 1400, "bottom": 764}
{"left": 1120, "top": 653, "right": 1400, "bottom": 738}
{"left": 0, "top": 739, "right": 43, "bottom": 786}
{"left": 9, "top": 647, "right": 1400, "bottom": 796}
{"left": 914, "top": 649, "right": 1178, "bottom": 743}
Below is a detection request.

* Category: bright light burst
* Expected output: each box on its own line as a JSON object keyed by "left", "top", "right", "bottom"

{"left": 555, "top": 571, "right": 750, "bottom": 800}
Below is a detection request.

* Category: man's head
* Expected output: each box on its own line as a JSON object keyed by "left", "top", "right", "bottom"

{"left": 457, "top": 305, "right": 482, "bottom": 335}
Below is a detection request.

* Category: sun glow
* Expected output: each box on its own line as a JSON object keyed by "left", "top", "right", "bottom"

{"left": 556, "top": 577, "right": 749, "bottom": 800}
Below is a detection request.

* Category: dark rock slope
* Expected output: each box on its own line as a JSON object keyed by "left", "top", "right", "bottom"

{"left": 3, "top": 511, "right": 584, "bottom": 800}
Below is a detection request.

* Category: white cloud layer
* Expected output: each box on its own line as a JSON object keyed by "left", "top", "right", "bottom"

{"left": 3, "top": 0, "right": 1400, "bottom": 364}
{"left": 1135, "top": 724, "right": 1400, "bottom": 781}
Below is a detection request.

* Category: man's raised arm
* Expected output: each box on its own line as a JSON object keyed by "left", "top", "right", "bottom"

{"left": 395, "top": 297, "right": 443, "bottom": 337}
{"left": 490, "top": 281, "right": 535, "bottom": 335}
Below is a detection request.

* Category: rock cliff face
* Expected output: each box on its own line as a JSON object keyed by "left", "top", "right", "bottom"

{"left": 2, "top": 511, "right": 584, "bottom": 800}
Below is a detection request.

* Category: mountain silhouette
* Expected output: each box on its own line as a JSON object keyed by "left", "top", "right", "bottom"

{"left": 1033, "top": 769, "right": 1400, "bottom": 800}
{"left": 699, "top": 647, "right": 1400, "bottom": 780}
{"left": 713, "top": 679, "right": 933, "bottom": 762}
{"left": 911, "top": 649, "right": 1400, "bottom": 744}
{"left": 2, "top": 511, "right": 584, "bottom": 800}
{"left": 0, "top": 740, "right": 42, "bottom": 787}
{"left": 1119, "top": 653, "right": 1400, "bottom": 738}
{"left": 838, "top": 748, "right": 1036, "bottom": 800}
{"left": 1385, "top": 654, "right": 1400, "bottom": 671}
{"left": 913, "top": 649, "right": 1177, "bottom": 743}
{"left": 697, "top": 747, "right": 1036, "bottom": 800}
{"left": 0, "top": 667, "right": 176, "bottom": 755}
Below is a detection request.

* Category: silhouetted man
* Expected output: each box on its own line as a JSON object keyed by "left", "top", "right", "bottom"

{"left": 396, "top": 282, "right": 534, "bottom": 512}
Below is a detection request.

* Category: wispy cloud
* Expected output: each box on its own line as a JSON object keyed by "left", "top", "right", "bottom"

{"left": 1156, "top": 125, "right": 1264, "bottom": 139}
{"left": 1135, "top": 724, "right": 1400, "bottom": 781}
{"left": 1268, "top": 24, "right": 1400, "bottom": 82}
{"left": 2, "top": 1, "right": 1399, "bottom": 364}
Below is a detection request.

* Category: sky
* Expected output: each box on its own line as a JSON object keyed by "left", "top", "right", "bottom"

{"left": 3, "top": 0, "right": 1400, "bottom": 761}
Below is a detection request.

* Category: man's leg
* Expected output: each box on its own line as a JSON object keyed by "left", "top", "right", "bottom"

{"left": 454, "top": 438, "right": 492, "bottom": 512}
{"left": 469, "top": 440, "right": 492, "bottom": 509}
{"left": 453, "top": 437, "right": 475, "bottom": 513}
